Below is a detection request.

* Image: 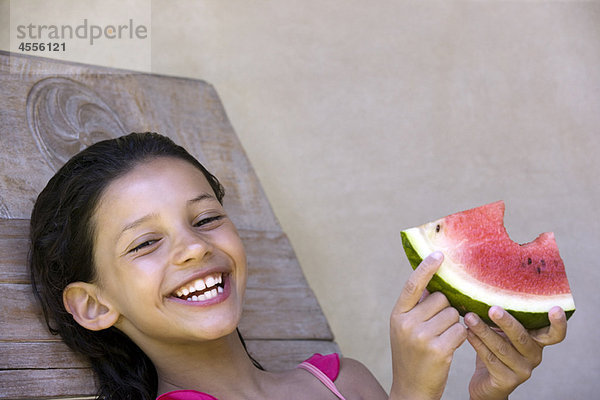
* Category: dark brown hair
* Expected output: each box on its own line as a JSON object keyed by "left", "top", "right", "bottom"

{"left": 29, "top": 132, "right": 225, "bottom": 399}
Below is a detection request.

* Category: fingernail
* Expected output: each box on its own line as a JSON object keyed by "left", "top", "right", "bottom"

{"left": 430, "top": 251, "right": 443, "bottom": 261}
{"left": 465, "top": 313, "right": 478, "bottom": 326}
{"left": 550, "top": 306, "right": 564, "bottom": 319}
{"left": 490, "top": 306, "right": 503, "bottom": 319}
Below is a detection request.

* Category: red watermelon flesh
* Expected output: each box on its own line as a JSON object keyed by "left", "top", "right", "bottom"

{"left": 401, "top": 200, "right": 575, "bottom": 329}
{"left": 438, "top": 201, "right": 570, "bottom": 295}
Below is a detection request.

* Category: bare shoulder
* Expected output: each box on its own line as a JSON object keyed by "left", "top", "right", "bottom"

{"left": 336, "top": 357, "right": 388, "bottom": 400}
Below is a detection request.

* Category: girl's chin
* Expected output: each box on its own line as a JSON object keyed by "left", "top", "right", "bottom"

{"left": 180, "top": 318, "right": 243, "bottom": 342}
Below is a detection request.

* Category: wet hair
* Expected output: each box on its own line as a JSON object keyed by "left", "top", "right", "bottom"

{"left": 28, "top": 132, "right": 228, "bottom": 399}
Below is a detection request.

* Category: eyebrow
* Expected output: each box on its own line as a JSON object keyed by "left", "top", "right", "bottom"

{"left": 118, "top": 213, "right": 160, "bottom": 241}
{"left": 118, "top": 193, "right": 218, "bottom": 241}
{"left": 188, "top": 193, "right": 217, "bottom": 205}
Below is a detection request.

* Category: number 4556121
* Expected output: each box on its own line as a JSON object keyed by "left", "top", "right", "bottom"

{"left": 18, "top": 42, "right": 66, "bottom": 52}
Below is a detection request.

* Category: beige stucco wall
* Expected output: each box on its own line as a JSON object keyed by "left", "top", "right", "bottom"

{"left": 2, "top": 1, "right": 599, "bottom": 398}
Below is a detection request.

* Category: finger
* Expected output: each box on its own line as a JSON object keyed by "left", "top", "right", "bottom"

{"left": 466, "top": 318, "right": 535, "bottom": 389}
{"left": 395, "top": 251, "right": 444, "bottom": 313}
{"left": 530, "top": 306, "right": 567, "bottom": 346}
{"left": 464, "top": 312, "right": 524, "bottom": 368}
{"left": 426, "top": 307, "right": 462, "bottom": 337}
{"left": 438, "top": 322, "right": 468, "bottom": 350}
{"left": 466, "top": 328, "right": 513, "bottom": 376}
{"left": 487, "top": 306, "right": 540, "bottom": 361}
{"left": 418, "top": 288, "right": 430, "bottom": 303}
{"left": 411, "top": 291, "right": 451, "bottom": 322}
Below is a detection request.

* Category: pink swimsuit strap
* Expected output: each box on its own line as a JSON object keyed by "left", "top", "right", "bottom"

{"left": 157, "top": 353, "right": 345, "bottom": 400}
{"left": 297, "top": 353, "right": 346, "bottom": 400}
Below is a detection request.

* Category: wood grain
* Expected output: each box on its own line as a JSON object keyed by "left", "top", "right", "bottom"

{"left": 0, "top": 339, "right": 339, "bottom": 372}
{"left": 0, "top": 368, "right": 96, "bottom": 400}
{"left": 0, "top": 51, "right": 280, "bottom": 232}
{"left": 0, "top": 339, "right": 339, "bottom": 399}
{"left": 0, "top": 51, "right": 338, "bottom": 399}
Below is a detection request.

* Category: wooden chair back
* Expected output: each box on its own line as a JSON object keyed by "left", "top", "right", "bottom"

{"left": 0, "top": 51, "right": 338, "bottom": 399}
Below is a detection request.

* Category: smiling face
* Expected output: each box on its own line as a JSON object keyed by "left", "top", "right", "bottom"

{"left": 90, "top": 157, "right": 247, "bottom": 349}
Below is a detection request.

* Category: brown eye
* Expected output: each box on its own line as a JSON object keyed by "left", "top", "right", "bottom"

{"left": 129, "top": 239, "right": 158, "bottom": 253}
{"left": 194, "top": 215, "right": 223, "bottom": 227}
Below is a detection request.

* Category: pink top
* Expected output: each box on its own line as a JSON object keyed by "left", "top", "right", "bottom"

{"left": 156, "top": 353, "right": 343, "bottom": 400}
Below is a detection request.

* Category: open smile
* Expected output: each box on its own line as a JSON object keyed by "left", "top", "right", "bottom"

{"left": 169, "top": 272, "right": 231, "bottom": 305}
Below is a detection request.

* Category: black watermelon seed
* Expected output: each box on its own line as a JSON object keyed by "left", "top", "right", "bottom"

{"left": 527, "top": 257, "right": 532, "bottom": 265}
{"left": 435, "top": 224, "right": 441, "bottom": 233}
{"left": 536, "top": 267, "right": 541, "bottom": 274}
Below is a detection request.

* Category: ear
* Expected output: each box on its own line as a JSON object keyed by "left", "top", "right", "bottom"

{"left": 63, "top": 282, "right": 120, "bottom": 331}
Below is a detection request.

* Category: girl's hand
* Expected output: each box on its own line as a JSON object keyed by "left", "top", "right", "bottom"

{"left": 389, "top": 252, "right": 467, "bottom": 400}
{"left": 465, "top": 305, "right": 568, "bottom": 400}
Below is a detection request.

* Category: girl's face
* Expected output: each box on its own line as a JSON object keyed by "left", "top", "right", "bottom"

{"left": 91, "top": 157, "right": 247, "bottom": 348}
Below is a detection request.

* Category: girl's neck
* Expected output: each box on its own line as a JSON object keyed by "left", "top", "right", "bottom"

{"left": 151, "top": 330, "right": 269, "bottom": 398}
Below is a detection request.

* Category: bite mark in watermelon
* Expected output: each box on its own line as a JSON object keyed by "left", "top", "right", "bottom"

{"left": 401, "top": 201, "right": 575, "bottom": 329}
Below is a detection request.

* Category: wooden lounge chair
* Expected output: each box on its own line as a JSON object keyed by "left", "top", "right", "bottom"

{"left": 0, "top": 51, "right": 338, "bottom": 399}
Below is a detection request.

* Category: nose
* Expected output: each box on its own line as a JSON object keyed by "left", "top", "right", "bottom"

{"left": 171, "top": 227, "right": 213, "bottom": 266}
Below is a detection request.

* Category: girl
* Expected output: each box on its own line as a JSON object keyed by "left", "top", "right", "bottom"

{"left": 29, "top": 132, "right": 567, "bottom": 400}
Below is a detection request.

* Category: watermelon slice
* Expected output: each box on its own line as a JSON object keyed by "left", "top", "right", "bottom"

{"left": 401, "top": 201, "right": 575, "bottom": 329}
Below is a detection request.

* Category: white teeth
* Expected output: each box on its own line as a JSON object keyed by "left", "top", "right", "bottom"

{"left": 180, "top": 285, "right": 222, "bottom": 301}
{"left": 174, "top": 273, "right": 224, "bottom": 300}
{"left": 205, "top": 276, "right": 215, "bottom": 288}
{"left": 194, "top": 279, "right": 206, "bottom": 291}
{"left": 205, "top": 288, "right": 218, "bottom": 300}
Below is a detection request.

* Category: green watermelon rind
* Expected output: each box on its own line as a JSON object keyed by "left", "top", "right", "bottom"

{"left": 401, "top": 231, "right": 575, "bottom": 330}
